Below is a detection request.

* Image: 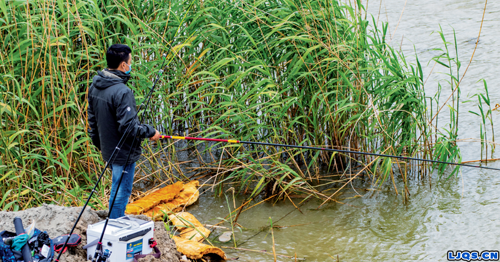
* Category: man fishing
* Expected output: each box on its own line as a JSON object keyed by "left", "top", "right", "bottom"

{"left": 87, "top": 44, "right": 161, "bottom": 219}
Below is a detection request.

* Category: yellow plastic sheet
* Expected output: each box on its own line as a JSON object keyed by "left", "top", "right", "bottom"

{"left": 125, "top": 181, "right": 184, "bottom": 215}
{"left": 169, "top": 212, "right": 204, "bottom": 228}
{"left": 168, "top": 212, "right": 211, "bottom": 242}
{"left": 145, "top": 180, "right": 200, "bottom": 221}
{"left": 172, "top": 236, "right": 227, "bottom": 260}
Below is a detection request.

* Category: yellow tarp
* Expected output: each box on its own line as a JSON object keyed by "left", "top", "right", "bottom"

{"left": 145, "top": 180, "right": 200, "bottom": 221}
{"left": 125, "top": 181, "right": 184, "bottom": 215}
{"left": 172, "top": 236, "right": 227, "bottom": 260}
{"left": 124, "top": 180, "right": 224, "bottom": 259}
{"left": 169, "top": 212, "right": 211, "bottom": 242}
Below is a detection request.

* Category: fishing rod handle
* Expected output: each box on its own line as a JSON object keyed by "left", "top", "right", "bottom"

{"left": 159, "top": 135, "right": 239, "bottom": 143}
{"left": 13, "top": 217, "right": 33, "bottom": 262}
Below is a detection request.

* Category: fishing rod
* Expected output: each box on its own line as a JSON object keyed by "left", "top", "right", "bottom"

{"left": 159, "top": 135, "right": 500, "bottom": 171}
{"left": 69, "top": 2, "right": 199, "bottom": 262}
{"left": 54, "top": 52, "right": 169, "bottom": 262}
{"left": 54, "top": 6, "right": 193, "bottom": 259}
{"left": 90, "top": 58, "right": 171, "bottom": 262}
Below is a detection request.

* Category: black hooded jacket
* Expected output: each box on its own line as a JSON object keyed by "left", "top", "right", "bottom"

{"left": 87, "top": 69, "right": 156, "bottom": 165}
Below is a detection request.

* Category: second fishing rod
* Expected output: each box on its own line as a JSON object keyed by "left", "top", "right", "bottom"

{"left": 56, "top": 0, "right": 199, "bottom": 259}
{"left": 55, "top": 52, "right": 170, "bottom": 262}
{"left": 90, "top": 56, "right": 171, "bottom": 262}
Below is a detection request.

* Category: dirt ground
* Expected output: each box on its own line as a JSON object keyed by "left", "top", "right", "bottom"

{"left": 0, "top": 204, "right": 181, "bottom": 262}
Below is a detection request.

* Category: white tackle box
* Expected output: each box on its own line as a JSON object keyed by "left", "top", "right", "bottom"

{"left": 86, "top": 216, "right": 154, "bottom": 262}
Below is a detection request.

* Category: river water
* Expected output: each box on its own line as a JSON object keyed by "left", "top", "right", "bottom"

{"left": 183, "top": 1, "right": 500, "bottom": 261}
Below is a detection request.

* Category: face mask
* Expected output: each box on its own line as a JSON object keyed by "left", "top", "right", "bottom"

{"left": 125, "top": 63, "right": 132, "bottom": 74}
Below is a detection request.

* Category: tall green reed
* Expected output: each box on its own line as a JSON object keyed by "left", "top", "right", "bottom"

{"left": 429, "top": 27, "right": 463, "bottom": 179}
{"left": 0, "top": 0, "right": 468, "bottom": 211}
{"left": 468, "top": 79, "right": 495, "bottom": 161}
{"left": 429, "top": 27, "right": 494, "bottom": 180}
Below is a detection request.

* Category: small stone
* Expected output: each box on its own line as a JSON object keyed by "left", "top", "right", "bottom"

{"left": 218, "top": 231, "right": 232, "bottom": 243}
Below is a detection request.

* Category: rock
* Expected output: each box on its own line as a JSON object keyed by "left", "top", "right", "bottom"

{"left": 95, "top": 210, "right": 108, "bottom": 219}
{"left": 218, "top": 231, "right": 232, "bottom": 243}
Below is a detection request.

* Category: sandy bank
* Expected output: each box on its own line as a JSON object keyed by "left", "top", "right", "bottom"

{"left": 0, "top": 204, "right": 181, "bottom": 262}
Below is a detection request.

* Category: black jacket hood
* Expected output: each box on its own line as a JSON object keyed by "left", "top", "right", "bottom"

{"left": 93, "top": 69, "right": 131, "bottom": 90}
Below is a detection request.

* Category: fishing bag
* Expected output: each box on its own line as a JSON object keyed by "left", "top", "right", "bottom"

{"left": 0, "top": 229, "right": 54, "bottom": 262}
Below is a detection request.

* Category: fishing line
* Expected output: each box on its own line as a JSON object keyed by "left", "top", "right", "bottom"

{"left": 159, "top": 135, "right": 500, "bottom": 172}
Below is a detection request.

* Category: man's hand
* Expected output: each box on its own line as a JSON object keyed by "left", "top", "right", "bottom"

{"left": 149, "top": 130, "right": 161, "bottom": 141}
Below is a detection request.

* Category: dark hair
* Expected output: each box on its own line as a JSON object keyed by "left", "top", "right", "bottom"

{"left": 106, "top": 44, "right": 132, "bottom": 69}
